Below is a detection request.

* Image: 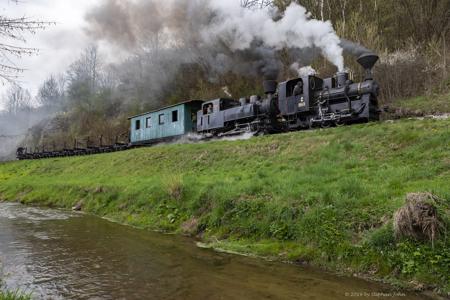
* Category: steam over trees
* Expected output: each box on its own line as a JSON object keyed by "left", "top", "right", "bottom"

{"left": 3, "top": 85, "right": 32, "bottom": 115}
{"left": 37, "top": 76, "right": 65, "bottom": 110}
{"left": 67, "top": 46, "right": 102, "bottom": 93}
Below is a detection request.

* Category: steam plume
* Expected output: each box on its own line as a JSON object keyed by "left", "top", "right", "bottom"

{"left": 86, "top": 0, "right": 345, "bottom": 80}
{"left": 340, "top": 38, "right": 374, "bottom": 57}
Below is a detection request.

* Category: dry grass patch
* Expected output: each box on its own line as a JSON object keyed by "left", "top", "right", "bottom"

{"left": 393, "top": 193, "right": 445, "bottom": 245}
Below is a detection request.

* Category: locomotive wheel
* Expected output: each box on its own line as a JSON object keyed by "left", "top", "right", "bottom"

{"left": 335, "top": 119, "right": 345, "bottom": 127}
{"left": 321, "top": 121, "right": 331, "bottom": 128}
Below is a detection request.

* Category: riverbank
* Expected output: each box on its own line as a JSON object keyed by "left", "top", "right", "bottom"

{"left": 0, "top": 118, "right": 449, "bottom": 295}
{"left": 1, "top": 260, "right": 28, "bottom": 300}
{"left": 0, "top": 277, "right": 31, "bottom": 300}
{"left": 0, "top": 291, "right": 31, "bottom": 300}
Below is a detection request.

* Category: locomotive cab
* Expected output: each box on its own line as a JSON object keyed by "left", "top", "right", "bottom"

{"left": 201, "top": 98, "right": 240, "bottom": 115}
{"left": 278, "top": 76, "right": 323, "bottom": 117}
{"left": 197, "top": 98, "right": 240, "bottom": 133}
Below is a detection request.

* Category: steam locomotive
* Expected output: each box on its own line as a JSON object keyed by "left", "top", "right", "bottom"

{"left": 196, "top": 53, "right": 379, "bottom": 137}
{"left": 17, "top": 53, "right": 380, "bottom": 160}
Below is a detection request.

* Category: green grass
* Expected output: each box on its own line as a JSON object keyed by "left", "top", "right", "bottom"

{"left": 0, "top": 291, "right": 31, "bottom": 300}
{"left": 0, "top": 118, "right": 449, "bottom": 293}
{"left": 387, "top": 92, "right": 450, "bottom": 115}
{"left": 0, "top": 279, "right": 31, "bottom": 300}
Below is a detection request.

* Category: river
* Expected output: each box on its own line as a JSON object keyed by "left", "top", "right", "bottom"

{"left": 0, "top": 202, "right": 430, "bottom": 300}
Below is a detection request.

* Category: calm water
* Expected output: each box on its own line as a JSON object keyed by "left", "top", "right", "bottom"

{"left": 0, "top": 202, "right": 429, "bottom": 300}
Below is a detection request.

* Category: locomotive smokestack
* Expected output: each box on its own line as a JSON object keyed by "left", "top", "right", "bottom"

{"left": 335, "top": 72, "right": 349, "bottom": 87}
{"left": 357, "top": 53, "right": 379, "bottom": 80}
{"left": 263, "top": 80, "right": 277, "bottom": 95}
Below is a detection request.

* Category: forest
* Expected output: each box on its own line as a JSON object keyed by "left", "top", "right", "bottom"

{"left": 0, "top": 0, "right": 449, "bottom": 158}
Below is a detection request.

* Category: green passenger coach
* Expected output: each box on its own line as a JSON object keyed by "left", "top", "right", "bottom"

{"left": 129, "top": 100, "right": 203, "bottom": 145}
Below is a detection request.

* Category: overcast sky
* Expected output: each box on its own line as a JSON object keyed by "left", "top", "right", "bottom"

{"left": 0, "top": 0, "right": 97, "bottom": 109}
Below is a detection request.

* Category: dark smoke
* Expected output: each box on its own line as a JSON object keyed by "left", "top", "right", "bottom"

{"left": 86, "top": 0, "right": 283, "bottom": 79}
{"left": 340, "top": 38, "right": 375, "bottom": 57}
{"left": 86, "top": 0, "right": 137, "bottom": 48}
{"left": 204, "top": 41, "right": 282, "bottom": 80}
{"left": 85, "top": 0, "right": 345, "bottom": 81}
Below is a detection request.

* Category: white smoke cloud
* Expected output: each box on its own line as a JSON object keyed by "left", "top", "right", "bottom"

{"left": 290, "top": 63, "right": 316, "bottom": 77}
{"left": 204, "top": 2, "right": 344, "bottom": 71}
{"left": 86, "top": 0, "right": 345, "bottom": 80}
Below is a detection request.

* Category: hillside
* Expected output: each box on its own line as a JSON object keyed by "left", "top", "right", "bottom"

{"left": 384, "top": 93, "right": 450, "bottom": 119}
{"left": 0, "top": 118, "right": 449, "bottom": 293}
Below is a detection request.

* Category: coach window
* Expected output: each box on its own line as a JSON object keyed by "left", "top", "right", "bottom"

{"left": 203, "top": 103, "right": 214, "bottom": 115}
{"left": 146, "top": 117, "right": 152, "bottom": 128}
{"left": 135, "top": 120, "right": 141, "bottom": 130}
{"left": 172, "top": 110, "right": 178, "bottom": 122}
{"left": 159, "top": 114, "right": 165, "bottom": 125}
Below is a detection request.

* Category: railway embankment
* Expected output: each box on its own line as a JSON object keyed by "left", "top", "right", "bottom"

{"left": 383, "top": 92, "right": 450, "bottom": 119}
{"left": 0, "top": 118, "right": 449, "bottom": 295}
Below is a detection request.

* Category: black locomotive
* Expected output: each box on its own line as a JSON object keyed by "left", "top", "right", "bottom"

{"left": 197, "top": 53, "right": 380, "bottom": 137}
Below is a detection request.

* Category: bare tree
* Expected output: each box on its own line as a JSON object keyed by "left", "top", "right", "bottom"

{"left": 67, "top": 45, "right": 102, "bottom": 92}
{"left": 320, "top": 0, "right": 325, "bottom": 21}
{"left": 2, "top": 84, "right": 32, "bottom": 115}
{"left": 0, "top": 2, "right": 52, "bottom": 83}
{"left": 37, "top": 75, "right": 64, "bottom": 108}
{"left": 339, "top": 0, "right": 348, "bottom": 34}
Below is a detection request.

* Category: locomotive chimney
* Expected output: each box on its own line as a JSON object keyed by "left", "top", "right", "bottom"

{"left": 263, "top": 80, "right": 277, "bottom": 95}
{"left": 357, "top": 53, "right": 379, "bottom": 81}
{"left": 335, "top": 72, "right": 349, "bottom": 87}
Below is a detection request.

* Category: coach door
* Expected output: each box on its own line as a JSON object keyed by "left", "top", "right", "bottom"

{"left": 201, "top": 102, "right": 213, "bottom": 129}
{"left": 133, "top": 118, "right": 143, "bottom": 142}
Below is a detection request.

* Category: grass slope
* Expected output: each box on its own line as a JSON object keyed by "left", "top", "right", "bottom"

{"left": 385, "top": 92, "right": 450, "bottom": 117}
{"left": 0, "top": 118, "right": 449, "bottom": 293}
